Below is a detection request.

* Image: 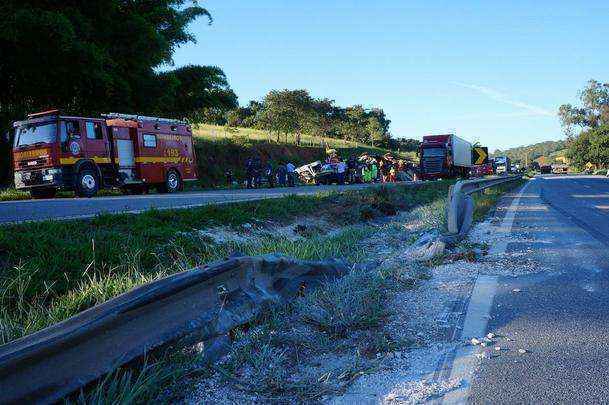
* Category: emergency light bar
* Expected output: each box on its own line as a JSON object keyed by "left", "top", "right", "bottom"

{"left": 102, "top": 113, "right": 187, "bottom": 125}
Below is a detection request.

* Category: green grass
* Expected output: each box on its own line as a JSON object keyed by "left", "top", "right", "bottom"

{"left": 0, "top": 187, "right": 30, "bottom": 201}
{"left": 0, "top": 182, "right": 451, "bottom": 345}
{"left": 472, "top": 178, "right": 526, "bottom": 221}
{"left": 194, "top": 124, "right": 400, "bottom": 153}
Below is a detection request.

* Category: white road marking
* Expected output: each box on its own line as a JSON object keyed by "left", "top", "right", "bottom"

{"left": 489, "top": 179, "right": 534, "bottom": 256}
{"left": 442, "top": 276, "right": 498, "bottom": 405}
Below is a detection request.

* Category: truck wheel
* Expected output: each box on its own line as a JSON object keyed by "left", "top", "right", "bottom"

{"left": 160, "top": 170, "right": 181, "bottom": 193}
{"left": 76, "top": 169, "right": 99, "bottom": 198}
{"left": 30, "top": 188, "right": 57, "bottom": 199}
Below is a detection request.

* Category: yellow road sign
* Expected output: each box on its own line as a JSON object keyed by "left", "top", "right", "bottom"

{"left": 473, "top": 147, "right": 488, "bottom": 165}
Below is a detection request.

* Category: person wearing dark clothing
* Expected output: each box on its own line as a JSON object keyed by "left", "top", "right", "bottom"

{"left": 277, "top": 164, "right": 287, "bottom": 187}
{"left": 286, "top": 162, "right": 296, "bottom": 187}
{"left": 245, "top": 157, "right": 254, "bottom": 188}
{"left": 347, "top": 156, "right": 357, "bottom": 184}
{"left": 225, "top": 169, "right": 233, "bottom": 188}
{"left": 265, "top": 163, "right": 275, "bottom": 188}
{"left": 252, "top": 156, "right": 262, "bottom": 188}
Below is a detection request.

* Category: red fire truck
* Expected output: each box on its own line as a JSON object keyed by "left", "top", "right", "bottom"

{"left": 13, "top": 110, "right": 198, "bottom": 198}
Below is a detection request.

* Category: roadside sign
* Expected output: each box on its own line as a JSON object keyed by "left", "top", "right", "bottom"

{"left": 472, "top": 147, "right": 488, "bottom": 165}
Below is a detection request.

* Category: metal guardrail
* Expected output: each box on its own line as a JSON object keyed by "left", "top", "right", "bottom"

{"left": 447, "top": 174, "right": 523, "bottom": 235}
{"left": 0, "top": 255, "right": 348, "bottom": 404}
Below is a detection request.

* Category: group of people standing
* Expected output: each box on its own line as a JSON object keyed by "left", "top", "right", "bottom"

{"left": 339, "top": 154, "right": 404, "bottom": 184}
{"left": 242, "top": 156, "right": 296, "bottom": 188}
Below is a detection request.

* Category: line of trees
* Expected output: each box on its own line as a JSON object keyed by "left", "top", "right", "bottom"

{"left": 203, "top": 89, "right": 414, "bottom": 151}
{"left": 560, "top": 80, "right": 609, "bottom": 169}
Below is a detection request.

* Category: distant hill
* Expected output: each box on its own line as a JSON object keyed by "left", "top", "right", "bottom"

{"left": 492, "top": 140, "right": 566, "bottom": 165}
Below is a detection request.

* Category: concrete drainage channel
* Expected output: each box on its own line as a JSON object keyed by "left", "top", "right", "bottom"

{"left": 0, "top": 176, "right": 523, "bottom": 403}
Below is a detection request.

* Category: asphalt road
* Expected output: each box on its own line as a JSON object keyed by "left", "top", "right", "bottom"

{"left": 468, "top": 175, "right": 609, "bottom": 403}
{"left": 0, "top": 182, "right": 413, "bottom": 224}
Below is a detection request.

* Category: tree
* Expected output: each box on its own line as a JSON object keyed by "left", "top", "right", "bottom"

{"left": 0, "top": 1, "right": 211, "bottom": 123}
{"left": 366, "top": 116, "right": 384, "bottom": 147}
{"left": 259, "top": 89, "right": 314, "bottom": 144}
{"left": 156, "top": 65, "right": 237, "bottom": 123}
{"left": 559, "top": 80, "right": 609, "bottom": 135}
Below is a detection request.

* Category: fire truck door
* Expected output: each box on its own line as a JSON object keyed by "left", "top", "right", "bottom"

{"left": 84, "top": 121, "right": 109, "bottom": 163}
{"left": 116, "top": 139, "right": 136, "bottom": 181}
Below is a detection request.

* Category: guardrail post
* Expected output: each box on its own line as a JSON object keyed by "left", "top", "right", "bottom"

{"left": 446, "top": 175, "right": 523, "bottom": 237}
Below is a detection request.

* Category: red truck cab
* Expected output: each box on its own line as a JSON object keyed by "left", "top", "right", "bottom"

{"left": 13, "top": 110, "right": 198, "bottom": 198}
{"left": 419, "top": 134, "right": 472, "bottom": 180}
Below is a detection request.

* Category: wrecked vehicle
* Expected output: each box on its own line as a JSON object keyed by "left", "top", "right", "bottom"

{"left": 314, "top": 163, "right": 342, "bottom": 185}
{"left": 295, "top": 161, "right": 322, "bottom": 184}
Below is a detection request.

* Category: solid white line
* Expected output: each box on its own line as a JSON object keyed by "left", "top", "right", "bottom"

{"left": 489, "top": 179, "right": 534, "bottom": 255}
{"left": 442, "top": 275, "right": 498, "bottom": 405}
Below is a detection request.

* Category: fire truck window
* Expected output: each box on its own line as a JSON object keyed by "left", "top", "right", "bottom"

{"left": 60, "top": 121, "right": 81, "bottom": 143}
{"left": 86, "top": 122, "right": 104, "bottom": 140}
{"left": 143, "top": 133, "right": 157, "bottom": 148}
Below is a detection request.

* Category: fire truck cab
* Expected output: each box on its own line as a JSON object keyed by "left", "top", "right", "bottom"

{"left": 13, "top": 110, "right": 198, "bottom": 198}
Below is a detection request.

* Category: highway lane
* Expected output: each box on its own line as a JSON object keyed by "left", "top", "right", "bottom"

{"left": 467, "top": 175, "right": 609, "bottom": 403}
{"left": 0, "top": 182, "right": 415, "bottom": 224}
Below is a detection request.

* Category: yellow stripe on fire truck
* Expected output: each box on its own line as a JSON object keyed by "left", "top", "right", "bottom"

{"left": 135, "top": 156, "right": 192, "bottom": 164}
{"left": 59, "top": 157, "right": 111, "bottom": 165}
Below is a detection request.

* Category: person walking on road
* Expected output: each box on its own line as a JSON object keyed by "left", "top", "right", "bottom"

{"left": 286, "top": 162, "right": 296, "bottom": 187}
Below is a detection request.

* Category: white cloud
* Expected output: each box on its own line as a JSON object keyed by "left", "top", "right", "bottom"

{"left": 451, "top": 82, "right": 554, "bottom": 117}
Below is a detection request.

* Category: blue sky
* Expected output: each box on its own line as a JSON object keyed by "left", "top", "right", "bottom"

{"left": 172, "top": 1, "right": 609, "bottom": 151}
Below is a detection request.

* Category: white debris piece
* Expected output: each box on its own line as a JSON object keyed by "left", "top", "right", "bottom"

{"left": 470, "top": 337, "right": 481, "bottom": 346}
{"left": 486, "top": 332, "right": 495, "bottom": 339}
{"left": 494, "top": 346, "right": 501, "bottom": 351}
{"left": 512, "top": 288, "right": 521, "bottom": 293}
{"left": 474, "top": 352, "right": 488, "bottom": 359}
{"left": 518, "top": 348, "right": 527, "bottom": 354}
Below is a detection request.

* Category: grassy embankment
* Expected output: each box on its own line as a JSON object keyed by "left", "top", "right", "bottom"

{"left": 0, "top": 182, "right": 446, "bottom": 345}
{"left": 0, "top": 124, "right": 416, "bottom": 200}
{"left": 471, "top": 178, "right": 527, "bottom": 221}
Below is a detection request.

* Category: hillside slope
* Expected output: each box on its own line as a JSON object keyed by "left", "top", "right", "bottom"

{"left": 193, "top": 125, "right": 416, "bottom": 187}
{"left": 492, "top": 140, "right": 566, "bottom": 165}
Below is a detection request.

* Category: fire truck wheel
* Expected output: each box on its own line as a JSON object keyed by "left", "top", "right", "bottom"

{"left": 30, "top": 188, "right": 57, "bottom": 199}
{"left": 163, "top": 170, "right": 182, "bottom": 193}
{"left": 76, "top": 169, "right": 99, "bottom": 198}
